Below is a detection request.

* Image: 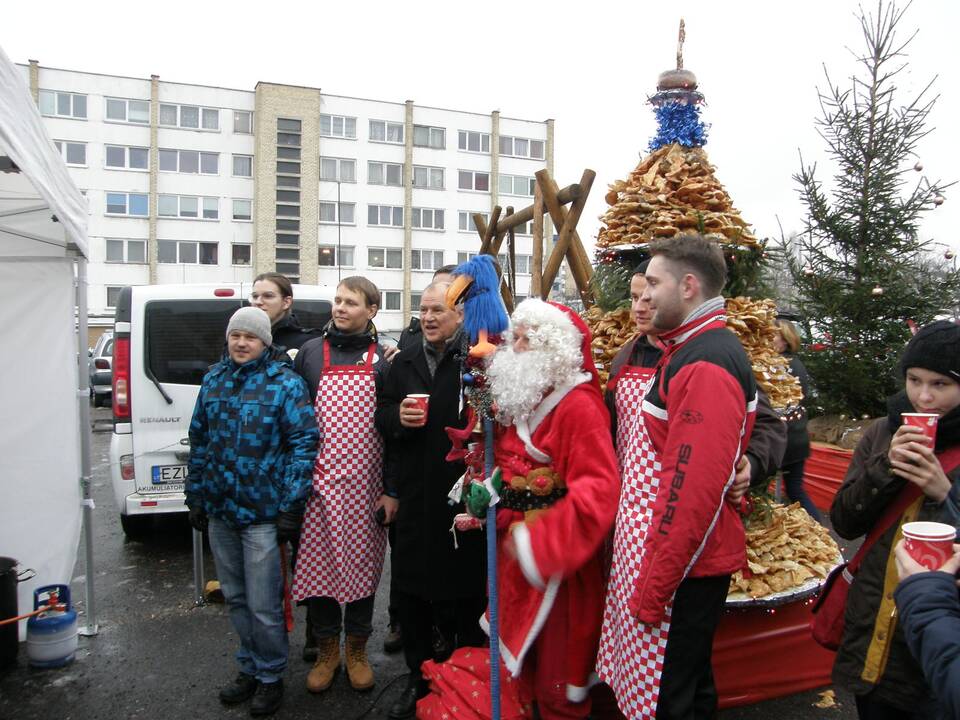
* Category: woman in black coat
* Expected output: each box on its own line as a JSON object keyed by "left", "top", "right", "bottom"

{"left": 775, "top": 319, "right": 822, "bottom": 523}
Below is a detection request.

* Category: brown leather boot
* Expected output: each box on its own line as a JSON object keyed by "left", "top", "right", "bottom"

{"left": 345, "top": 635, "right": 374, "bottom": 691}
{"left": 305, "top": 636, "right": 340, "bottom": 693}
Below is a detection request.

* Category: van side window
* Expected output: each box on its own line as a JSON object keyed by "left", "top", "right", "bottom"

{"left": 289, "top": 300, "right": 332, "bottom": 331}
{"left": 146, "top": 300, "right": 241, "bottom": 385}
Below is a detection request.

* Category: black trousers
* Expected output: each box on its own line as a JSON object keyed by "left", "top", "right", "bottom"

{"left": 656, "top": 574, "right": 731, "bottom": 720}
{"left": 388, "top": 522, "right": 400, "bottom": 626}
{"left": 854, "top": 692, "right": 939, "bottom": 720}
{"left": 397, "top": 589, "right": 487, "bottom": 678}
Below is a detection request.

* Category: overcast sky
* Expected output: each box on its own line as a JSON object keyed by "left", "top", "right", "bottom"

{"left": 5, "top": 0, "right": 958, "bottom": 257}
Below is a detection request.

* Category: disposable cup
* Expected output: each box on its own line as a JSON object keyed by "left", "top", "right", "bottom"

{"left": 406, "top": 394, "right": 429, "bottom": 425}
{"left": 902, "top": 521, "right": 957, "bottom": 570}
{"left": 902, "top": 413, "right": 939, "bottom": 446}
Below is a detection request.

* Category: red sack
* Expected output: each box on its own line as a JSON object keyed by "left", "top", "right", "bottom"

{"left": 810, "top": 562, "right": 853, "bottom": 651}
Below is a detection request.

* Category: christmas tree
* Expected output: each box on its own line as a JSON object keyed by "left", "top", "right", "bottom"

{"left": 787, "top": 1, "right": 960, "bottom": 418}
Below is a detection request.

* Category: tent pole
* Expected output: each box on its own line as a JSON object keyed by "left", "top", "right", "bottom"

{"left": 75, "top": 256, "right": 98, "bottom": 637}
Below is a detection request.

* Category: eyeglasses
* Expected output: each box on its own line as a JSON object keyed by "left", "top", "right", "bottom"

{"left": 250, "top": 292, "right": 280, "bottom": 301}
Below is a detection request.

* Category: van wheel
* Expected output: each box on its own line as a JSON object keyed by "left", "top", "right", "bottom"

{"left": 120, "top": 514, "right": 148, "bottom": 538}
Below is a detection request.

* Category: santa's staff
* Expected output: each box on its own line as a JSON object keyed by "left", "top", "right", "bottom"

{"left": 445, "top": 255, "right": 509, "bottom": 720}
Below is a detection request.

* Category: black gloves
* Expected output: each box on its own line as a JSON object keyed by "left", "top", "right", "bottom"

{"left": 188, "top": 506, "right": 208, "bottom": 532}
{"left": 276, "top": 510, "right": 304, "bottom": 544}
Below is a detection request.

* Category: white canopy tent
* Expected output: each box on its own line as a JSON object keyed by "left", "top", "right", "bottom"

{"left": 0, "top": 44, "right": 95, "bottom": 640}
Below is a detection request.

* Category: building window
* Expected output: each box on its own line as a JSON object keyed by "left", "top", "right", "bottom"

{"left": 411, "top": 292, "right": 422, "bottom": 312}
{"left": 158, "top": 240, "right": 218, "bottom": 264}
{"left": 368, "top": 247, "right": 403, "bottom": 269}
{"left": 369, "top": 120, "right": 403, "bottom": 144}
{"left": 38, "top": 90, "right": 87, "bottom": 119}
{"left": 233, "top": 110, "right": 253, "bottom": 134}
{"left": 458, "top": 210, "right": 490, "bottom": 233}
{"left": 458, "top": 130, "right": 490, "bottom": 153}
{"left": 499, "top": 253, "right": 532, "bottom": 275}
{"left": 277, "top": 118, "right": 301, "bottom": 132}
{"left": 368, "top": 204, "right": 404, "bottom": 228}
{"left": 278, "top": 147, "right": 301, "bottom": 160}
{"left": 276, "top": 161, "right": 300, "bottom": 174}
{"left": 412, "top": 208, "right": 444, "bottom": 230}
{"left": 277, "top": 190, "right": 300, "bottom": 203}
{"left": 277, "top": 175, "right": 300, "bottom": 189}
{"left": 105, "top": 145, "right": 149, "bottom": 170}
{"left": 457, "top": 251, "right": 478, "bottom": 265}
{"left": 276, "top": 233, "right": 299, "bottom": 245}
{"left": 106, "top": 192, "right": 148, "bottom": 217}
{"left": 320, "top": 157, "right": 356, "bottom": 183}
{"left": 277, "top": 132, "right": 301, "bottom": 147}
{"left": 232, "top": 199, "right": 252, "bottom": 221}
{"left": 514, "top": 220, "right": 534, "bottom": 235}
{"left": 105, "top": 238, "right": 146, "bottom": 264}
{"left": 319, "top": 244, "right": 355, "bottom": 267}
{"left": 276, "top": 247, "right": 300, "bottom": 261}
{"left": 320, "top": 114, "right": 357, "bottom": 139}
{"left": 276, "top": 204, "right": 299, "bottom": 217}
{"left": 458, "top": 170, "right": 490, "bottom": 192}
{"left": 411, "top": 249, "right": 445, "bottom": 271}
{"left": 106, "top": 286, "right": 123, "bottom": 308}
{"left": 368, "top": 161, "right": 402, "bottom": 187}
{"left": 276, "top": 219, "right": 299, "bottom": 231}
{"left": 158, "top": 194, "right": 218, "bottom": 220}
{"left": 500, "top": 135, "right": 545, "bottom": 160}
{"left": 413, "top": 165, "right": 444, "bottom": 190}
{"left": 159, "top": 103, "right": 219, "bottom": 130}
{"left": 159, "top": 149, "right": 219, "bottom": 175}
{"left": 498, "top": 174, "right": 536, "bottom": 197}
{"left": 382, "top": 290, "right": 402, "bottom": 311}
{"left": 413, "top": 125, "right": 445, "bottom": 149}
{"left": 232, "top": 244, "right": 252, "bottom": 265}
{"left": 319, "top": 202, "right": 356, "bottom": 225}
{"left": 105, "top": 97, "right": 149, "bottom": 124}
{"left": 53, "top": 140, "right": 87, "bottom": 167}
{"left": 232, "top": 154, "right": 253, "bottom": 177}
{"left": 276, "top": 262, "right": 300, "bottom": 276}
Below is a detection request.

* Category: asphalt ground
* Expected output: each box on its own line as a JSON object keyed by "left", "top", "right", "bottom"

{"left": 0, "top": 406, "right": 858, "bottom": 719}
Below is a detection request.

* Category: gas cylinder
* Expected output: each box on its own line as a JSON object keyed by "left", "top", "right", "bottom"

{"left": 26, "top": 584, "right": 77, "bottom": 668}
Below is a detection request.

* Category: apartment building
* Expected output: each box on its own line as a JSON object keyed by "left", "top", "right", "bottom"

{"left": 22, "top": 61, "right": 554, "bottom": 331}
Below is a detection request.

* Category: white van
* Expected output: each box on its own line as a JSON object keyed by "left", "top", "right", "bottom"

{"left": 109, "top": 282, "right": 333, "bottom": 536}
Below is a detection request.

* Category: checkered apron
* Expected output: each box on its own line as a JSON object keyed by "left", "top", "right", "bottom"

{"left": 596, "top": 366, "right": 671, "bottom": 719}
{"left": 291, "top": 341, "right": 386, "bottom": 603}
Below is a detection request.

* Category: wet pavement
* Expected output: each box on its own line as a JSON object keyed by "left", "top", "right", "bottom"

{"left": 0, "top": 407, "right": 857, "bottom": 719}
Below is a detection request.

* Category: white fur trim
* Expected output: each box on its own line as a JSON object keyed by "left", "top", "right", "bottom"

{"left": 515, "top": 419, "right": 551, "bottom": 464}
{"left": 512, "top": 523, "right": 545, "bottom": 589}
{"left": 528, "top": 372, "right": 592, "bottom": 435}
{"left": 566, "top": 674, "right": 600, "bottom": 703}
{"left": 479, "top": 575, "right": 561, "bottom": 677}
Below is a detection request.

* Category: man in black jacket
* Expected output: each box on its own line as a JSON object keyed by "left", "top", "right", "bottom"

{"left": 397, "top": 266, "right": 457, "bottom": 351}
{"left": 375, "top": 282, "right": 486, "bottom": 719}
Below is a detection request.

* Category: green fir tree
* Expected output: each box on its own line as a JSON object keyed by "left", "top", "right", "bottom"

{"left": 788, "top": 1, "right": 959, "bottom": 418}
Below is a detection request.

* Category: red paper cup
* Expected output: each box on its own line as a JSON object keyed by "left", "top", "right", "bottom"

{"left": 406, "top": 394, "right": 429, "bottom": 425}
{"left": 902, "top": 413, "right": 938, "bottom": 446}
{"left": 902, "top": 521, "right": 956, "bottom": 570}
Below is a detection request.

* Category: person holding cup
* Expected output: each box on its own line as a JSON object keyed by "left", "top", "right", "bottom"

{"left": 830, "top": 320, "right": 960, "bottom": 719}
{"left": 893, "top": 539, "right": 960, "bottom": 720}
{"left": 375, "top": 282, "right": 487, "bottom": 720}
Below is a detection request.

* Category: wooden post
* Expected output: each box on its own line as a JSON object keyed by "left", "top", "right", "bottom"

{"left": 531, "top": 183, "right": 544, "bottom": 298}
{"left": 538, "top": 169, "right": 595, "bottom": 306}
{"left": 542, "top": 173, "right": 594, "bottom": 290}
{"left": 493, "top": 184, "right": 580, "bottom": 235}
{"left": 479, "top": 207, "right": 502, "bottom": 255}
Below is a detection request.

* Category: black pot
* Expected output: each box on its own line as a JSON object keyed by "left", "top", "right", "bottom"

{"left": 0, "top": 557, "right": 35, "bottom": 669}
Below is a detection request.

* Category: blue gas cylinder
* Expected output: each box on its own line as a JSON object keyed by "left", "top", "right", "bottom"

{"left": 26, "top": 584, "right": 77, "bottom": 668}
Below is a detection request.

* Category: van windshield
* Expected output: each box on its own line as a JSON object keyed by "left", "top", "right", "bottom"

{"left": 145, "top": 299, "right": 242, "bottom": 385}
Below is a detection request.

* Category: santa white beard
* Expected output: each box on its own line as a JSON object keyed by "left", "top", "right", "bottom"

{"left": 487, "top": 344, "right": 582, "bottom": 424}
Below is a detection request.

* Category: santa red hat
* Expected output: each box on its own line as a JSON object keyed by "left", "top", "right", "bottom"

{"left": 509, "top": 298, "right": 601, "bottom": 391}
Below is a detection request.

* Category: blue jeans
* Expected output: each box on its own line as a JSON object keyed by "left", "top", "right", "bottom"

{"left": 209, "top": 518, "right": 287, "bottom": 683}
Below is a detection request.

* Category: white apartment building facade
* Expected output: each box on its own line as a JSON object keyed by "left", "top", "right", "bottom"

{"left": 21, "top": 61, "right": 554, "bottom": 332}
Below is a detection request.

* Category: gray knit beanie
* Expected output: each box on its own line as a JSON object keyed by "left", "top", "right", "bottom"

{"left": 226, "top": 307, "right": 272, "bottom": 346}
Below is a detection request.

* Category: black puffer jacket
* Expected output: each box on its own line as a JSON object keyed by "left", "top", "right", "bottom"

{"left": 273, "top": 312, "right": 322, "bottom": 354}
{"left": 782, "top": 353, "right": 811, "bottom": 466}
{"left": 830, "top": 392, "right": 960, "bottom": 712}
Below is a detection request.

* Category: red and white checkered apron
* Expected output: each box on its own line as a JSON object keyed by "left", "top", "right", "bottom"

{"left": 596, "top": 367, "right": 672, "bottom": 719}
{"left": 291, "top": 341, "right": 386, "bottom": 604}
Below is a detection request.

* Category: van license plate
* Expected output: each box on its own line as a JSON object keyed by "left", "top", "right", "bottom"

{"left": 151, "top": 464, "right": 187, "bottom": 485}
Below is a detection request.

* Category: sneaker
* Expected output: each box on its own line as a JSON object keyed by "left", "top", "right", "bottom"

{"left": 250, "top": 679, "right": 283, "bottom": 717}
{"left": 383, "top": 624, "right": 403, "bottom": 654}
{"left": 219, "top": 672, "right": 258, "bottom": 705}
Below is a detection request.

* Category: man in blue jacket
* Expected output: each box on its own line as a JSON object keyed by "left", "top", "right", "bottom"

{"left": 186, "top": 306, "right": 319, "bottom": 717}
{"left": 894, "top": 539, "right": 960, "bottom": 720}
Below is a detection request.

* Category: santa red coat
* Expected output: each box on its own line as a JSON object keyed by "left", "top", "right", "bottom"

{"left": 485, "top": 380, "right": 620, "bottom": 702}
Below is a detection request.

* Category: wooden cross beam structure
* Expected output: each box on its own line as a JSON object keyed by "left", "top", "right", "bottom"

{"left": 470, "top": 168, "right": 596, "bottom": 312}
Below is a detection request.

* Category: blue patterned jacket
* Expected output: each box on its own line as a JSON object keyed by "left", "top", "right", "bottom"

{"left": 186, "top": 346, "right": 318, "bottom": 527}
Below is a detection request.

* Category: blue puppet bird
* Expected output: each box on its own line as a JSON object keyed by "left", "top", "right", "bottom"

{"left": 445, "top": 254, "right": 509, "bottom": 358}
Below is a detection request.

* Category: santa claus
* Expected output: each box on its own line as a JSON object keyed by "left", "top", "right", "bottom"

{"left": 482, "top": 298, "right": 620, "bottom": 720}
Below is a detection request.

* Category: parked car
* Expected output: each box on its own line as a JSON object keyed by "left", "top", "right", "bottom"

{"left": 89, "top": 331, "right": 113, "bottom": 407}
{"left": 109, "top": 283, "right": 334, "bottom": 537}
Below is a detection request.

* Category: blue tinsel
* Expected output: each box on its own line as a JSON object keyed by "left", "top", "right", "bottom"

{"left": 648, "top": 102, "right": 709, "bottom": 151}
{"left": 452, "top": 254, "right": 509, "bottom": 344}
